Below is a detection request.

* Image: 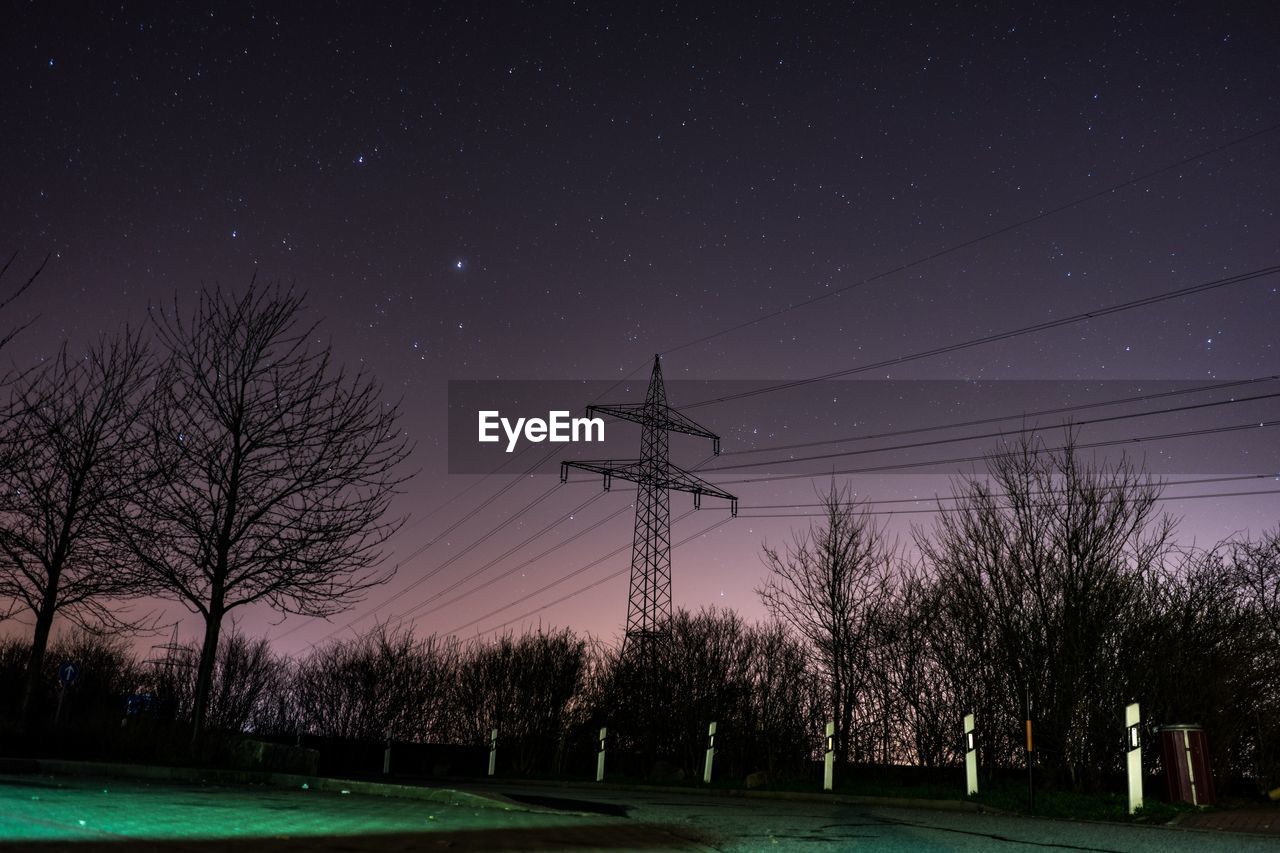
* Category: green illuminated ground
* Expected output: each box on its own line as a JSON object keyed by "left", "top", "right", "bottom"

{"left": 0, "top": 774, "right": 693, "bottom": 850}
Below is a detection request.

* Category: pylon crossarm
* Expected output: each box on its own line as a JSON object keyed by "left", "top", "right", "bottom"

{"left": 561, "top": 459, "right": 638, "bottom": 490}
{"left": 657, "top": 407, "right": 722, "bottom": 452}
{"left": 655, "top": 465, "right": 737, "bottom": 504}
{"left": 562, "top": 459, "right": 643, "bottom": 482}
{"left": 587, "top": 403, "right": 722, "bottom": 451}
{"left": 563, "top": 459, "right": 736, "bottom": 513}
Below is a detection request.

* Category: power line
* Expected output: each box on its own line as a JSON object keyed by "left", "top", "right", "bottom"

{"left": 386, "top": 448, "right": 559, "bottom": 569}
{"left": 271, "top": 446, "right": 560, "bottom": 643}
{"left": 389, "top": 438, "right": 544, "bottom": 539}
{"left": 450, "top": 478, "right": 1279, "bottom": 639}
{"left": 443, "top": 513, "right": 729, "bottom": 638}
{"left": 660, "top": 121, "right": 1280, "bottom": 357}
{"left": 398, "top": 501, "right": 636, "bottom": 626}
{"left": 399, "top": 452, "right": 718, "bottom": 628}
{"left": 719, "top": 375, "right": 1280, "bottom": 458}
{"left": 389, "top": 492, "right": 620, "bottom": 624}
{"left": 737, "top": 487, "right": 1280, "bottom": 518}
{"left": 436, "top": 509, "right": 697, "bottom": 638}
{"left": 736, "top": 472, "right": 1279, "bottom": 509}
{"left": 302, "top": 476, "right": 565, "bottom": 647}
{"left": 709, "top": 418, "right": 1280, "bottom": 485}
{"left": 682, "top": 264, "right": 1280, "bottom": 410}
{"left": 700, "top": 389, "right": 1280, "bottom": 473}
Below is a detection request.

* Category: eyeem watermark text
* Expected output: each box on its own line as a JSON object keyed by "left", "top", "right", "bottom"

{"left": 478, "top": 410, "right": 605, "bottom": 452}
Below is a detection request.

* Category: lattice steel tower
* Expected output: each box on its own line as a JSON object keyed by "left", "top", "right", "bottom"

{"left": 561, "top": 355, "right": 737, "bottom": 667}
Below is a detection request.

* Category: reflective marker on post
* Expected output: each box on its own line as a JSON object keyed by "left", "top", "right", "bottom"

{"left": 704, "top": 722, "right": 717, "bottom": 784}
{"left": 823, "top": 721, "right": 835, "bottom": 792}
{"left": 488, "top": 727, "right": 498, "bottom": 777}
{"left": 963, "top": 713, "right": 978, "bottom": 796}
{"left": 1125, "top": 702, "right": 1142, "bottom": 814}
{"left": 597, "top": 726, "right": 607, "bottom": 782}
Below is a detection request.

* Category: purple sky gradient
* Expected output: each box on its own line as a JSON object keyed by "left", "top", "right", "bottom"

{"left": 2, "top": 4, "right": 1278, "bottom": 658}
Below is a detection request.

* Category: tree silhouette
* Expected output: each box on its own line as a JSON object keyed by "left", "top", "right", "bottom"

{"left": 121, "top": 283, "right": 412, "bottom": 740}
{"left": 0, "top": 252, "right": 44, "bottom": 359}
{"left": 757, "top": 482, "right": 896, "bottom": 779}
{"left": 0, "top": 330, "right": 153, "bottom": 717}
{"left": 919, "top": 434, "right": 1172, "bottom": 787}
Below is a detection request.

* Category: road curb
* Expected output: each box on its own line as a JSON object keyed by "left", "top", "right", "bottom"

{"left": 17, "top": 758, "right": 538, "bottom": 814}
{"left": 461, "top": 775, "right": 1005, "bottom": 814}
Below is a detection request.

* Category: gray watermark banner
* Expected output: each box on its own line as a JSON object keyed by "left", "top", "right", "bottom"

{"left": 446, "top": 379, "right": 1279, "bottom": 476}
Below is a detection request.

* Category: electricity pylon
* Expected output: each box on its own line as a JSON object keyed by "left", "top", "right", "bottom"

{"left": 561, "top": 355, "right": 737, "bottom": 672}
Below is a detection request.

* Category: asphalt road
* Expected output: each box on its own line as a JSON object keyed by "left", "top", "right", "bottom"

{"left": 1, "top": 773, "right": 1276, "bottom": 851}
{"left": 479, "top": 780, "right": 1280, "bottom": 852}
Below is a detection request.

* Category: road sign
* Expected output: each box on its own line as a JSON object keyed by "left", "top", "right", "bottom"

{"left": 58, "top": 661, "right": 80, "bottom": 686}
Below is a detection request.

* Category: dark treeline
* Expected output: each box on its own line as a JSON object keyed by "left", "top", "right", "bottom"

{"left": 2, "top": 436, "right": 1278, "bottom": 795}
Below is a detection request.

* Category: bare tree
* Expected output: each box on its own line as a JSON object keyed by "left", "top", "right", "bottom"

{"left": 121, "top": 283, "right": 412, "bottom": 740}
{"left": 0, "top": 331, "right": 153, "bottom": 716}
{"left": 918, "top": 434, "right": 1173, "bottom": 788}
{"left": 757, "top": 482, "right": 896, "bottom": 778}
{"left": 864, "top": 561, "right": 952, "bottom": 766}
{"left": 1231, "top": 529, "right": 1280, "bottom": 641}
{"left": 0, "top": 252, "right": 45, "bottom": 632}
{"left": 0, "top": 252, "right": 44, "bottom": 357}
{"left": 293, "top": 624, "right": 457, "bottom": 742}
{"left": 450, "top": 628, "right": 588, "bottom": 773}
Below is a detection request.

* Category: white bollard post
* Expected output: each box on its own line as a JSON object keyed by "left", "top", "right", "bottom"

{"left": 703, "top": 722, "right": 717, "bottom": 784}
{"left": 597, "top": 726, "right": 607, "bottom": 782}
{"left": 823, "top": 721, "right": 835, "bottom": 791}
{"left": 488, "top": 727, "right": 498, "bottom": 777}
{"left": 964, "top": 713, "right": 978, "bottom": 796}
{"left": 1125, "top": 702, "right": 1142, "bottom": 814}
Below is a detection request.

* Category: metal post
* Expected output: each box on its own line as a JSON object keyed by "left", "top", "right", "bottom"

{"left": 823, "top": 720, "right": 835, "bottom": 791}
{"left": 704, "top": 722, "right": 717, "bottom": 784}
{"left": 596, "top": 726, "right": 607, "bottom": 782}
{"left": 1125, "top": 702, "right": 1142, "bottom": 814}
{"left": 54, "top": 684, "right": 66, "bottom": 727}
{"left": 963, "top": 713, "right": 978, "bottom": 796}
{"left": 488, "top": 727, "right": 498, "bottom": 777}
{"left": 383, "top": 730, "right": 392, "bottom": 775}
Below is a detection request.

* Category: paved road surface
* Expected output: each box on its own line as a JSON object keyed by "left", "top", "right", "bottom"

{"left": 479, "top": 780, "right": 1280, "bottom": 852}
{"left": 2, "top": 773, "right": 1277, "bottom": 851}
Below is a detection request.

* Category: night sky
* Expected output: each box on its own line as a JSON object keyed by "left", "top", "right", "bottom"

{"left": 3, "top": 3, "right": 1278, "bottom": 654}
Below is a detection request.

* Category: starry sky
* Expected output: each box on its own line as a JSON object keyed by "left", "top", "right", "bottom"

{"left": 2, "top": 2, "right": 1278, "bottom": 654}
